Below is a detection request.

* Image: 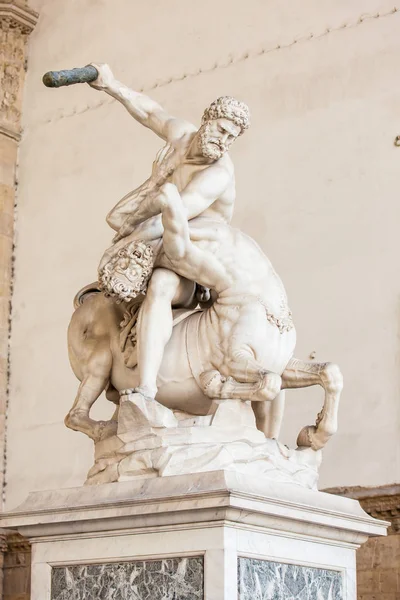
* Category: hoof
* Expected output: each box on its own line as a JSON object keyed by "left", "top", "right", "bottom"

{"left": 64, "top": 410, "right": 82, "bottom": 432}
{"left": 296, "top": 425, "right": 329, "bottom": 451}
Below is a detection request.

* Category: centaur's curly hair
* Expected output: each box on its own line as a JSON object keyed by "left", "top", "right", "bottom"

{"left": 202, "top": 96, "right": 250, "bottom": 133}
{"left": 98, "top": 240, "right": 154, "bottom": 302}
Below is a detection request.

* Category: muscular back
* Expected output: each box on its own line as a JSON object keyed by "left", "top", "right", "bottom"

{"left": 159, "top": 215, "right": 288, "bottom": 317}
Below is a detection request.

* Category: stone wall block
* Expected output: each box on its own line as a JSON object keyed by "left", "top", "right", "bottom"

{"left": 3, "top": 534, "right": 31, "bottom": 600}
{"left": 0, "top": 138, "right": 17, "bottom": 186}
{"left": 0, "top": 184, "right": 14, "bottom": 218}
{"left": 0, "top": 211, "right": 13, "bottom": 239}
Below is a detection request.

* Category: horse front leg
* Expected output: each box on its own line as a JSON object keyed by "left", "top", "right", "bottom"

{"left": 65, "top": 349, "right": 117, "bottom": 442}
{"left": 281, "top": 357, "right": 343, "bottom": 450}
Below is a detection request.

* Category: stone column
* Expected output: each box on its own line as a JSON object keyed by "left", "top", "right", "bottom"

{"left": 3, "top": 534, "right": 31, "bottom": 600}
{"left": 0, "top": 4, "right": 37, "bottom": 599}
{"left": 0, "top": 535, "right": 7, "bottom": 600}
{"left": 0, "top": 0, "right": 38, "bottom": 504}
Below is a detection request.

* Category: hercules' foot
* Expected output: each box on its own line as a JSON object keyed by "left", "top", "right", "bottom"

{"left": 119, "top": 391, "right": 178, "bottom": 429}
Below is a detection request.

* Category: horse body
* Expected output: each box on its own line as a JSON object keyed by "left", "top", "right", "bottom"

{"left": 68, "top": 288, "right": 295, "bottom": 418}
{"left": 67, "top": 222, "right": 342, "bottom": 449}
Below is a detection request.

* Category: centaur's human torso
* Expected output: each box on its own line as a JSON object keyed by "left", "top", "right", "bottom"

{"left": 145, "top": 217, "right": 296, "bottom": 405}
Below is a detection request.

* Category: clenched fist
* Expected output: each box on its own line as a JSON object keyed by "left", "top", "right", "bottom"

{"left": 88, "top": 63, "right": 116, "bottom": 91}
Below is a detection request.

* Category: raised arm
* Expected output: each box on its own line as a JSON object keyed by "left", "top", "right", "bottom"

{"left": 89, "top": 63, "right": 195, "bottom": 142}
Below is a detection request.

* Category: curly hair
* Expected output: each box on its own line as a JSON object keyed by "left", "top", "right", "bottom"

{"left": 202, "top": 96, "right": 250, "bottom": 133}
{"left": 98, "top": 240, "right": 154, "bottom": 302}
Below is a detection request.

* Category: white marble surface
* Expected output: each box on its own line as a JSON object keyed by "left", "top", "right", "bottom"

{"left": 86, "top": 396, "right": 322, "bottom": 489}
{"left": 0, "top": 471, "right": 387, "bottom": 600}
{"left": 66, "top": 65, "right": 342, "bottom": 458}
{"left": 1, "top": 471, "right": 388, "bottom": 541}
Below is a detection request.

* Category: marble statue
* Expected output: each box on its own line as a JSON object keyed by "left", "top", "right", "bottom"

{"left": 60, "top": 64, "right": 343, "bottom": 486}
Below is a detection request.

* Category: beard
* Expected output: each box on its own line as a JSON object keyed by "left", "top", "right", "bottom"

{"left": 99, "top": 241, "right": 154, "bottom": 302}
{"left": 199, "top": 123, "right": 227, "bottom": 160}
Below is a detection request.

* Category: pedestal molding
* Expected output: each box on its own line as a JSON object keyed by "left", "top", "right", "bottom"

{"left": 0, "top": 472, "right": 388, "bottom": 547}
{"left": 325, "top": 483, "right": 400, "bottom": 534}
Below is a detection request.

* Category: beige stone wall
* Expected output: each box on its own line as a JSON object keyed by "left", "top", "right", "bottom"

{"left": 4, "top": 0, "right": 400, "bottom": 510}
{"left": 325, "top": 485, "right": 400, "bottom": 599}
{"left": 357, "top": 535, "right": 400, "bottom": 600}
{"left": 0, "top": 1, "right": 38, "bottom": 517}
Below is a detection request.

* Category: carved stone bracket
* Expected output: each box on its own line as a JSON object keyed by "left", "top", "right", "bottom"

{"left": 5, "top": 532, "right": 30, "bottom": 553}
{"left": 0, "top": 1, "right": 38, "bottom": 139}
{"left": 0, "top": 1, "right": 38, "bottom": 35}
{"left": 324, "top": 484, "right": 400, "bottom": 534}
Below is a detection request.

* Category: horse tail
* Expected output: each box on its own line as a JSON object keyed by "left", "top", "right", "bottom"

{"left": 73, "top": 282, "right": 102, "bottom": 309}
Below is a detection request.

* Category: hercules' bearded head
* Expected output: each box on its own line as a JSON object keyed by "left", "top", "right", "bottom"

{"left": 98, "top": 240, "right": 154, "bottom": 302}
{"left": 198, "top": 96, "right": 250, "bottom": 160}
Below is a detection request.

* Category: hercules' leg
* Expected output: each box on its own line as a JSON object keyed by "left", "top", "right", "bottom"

{"left": 281, "top": 357, "right": 343, "bottom": 450}
{"left": 136, "top": 268, "right": 189, "bottom": 399}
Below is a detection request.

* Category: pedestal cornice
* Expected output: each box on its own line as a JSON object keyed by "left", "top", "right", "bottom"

{"left": 0, "top": 471, "right": 389, "bottom": 547}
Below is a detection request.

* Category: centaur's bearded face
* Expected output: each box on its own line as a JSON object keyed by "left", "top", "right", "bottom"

{"left": 98, "top": 240, "right": 154, "bottom": 302}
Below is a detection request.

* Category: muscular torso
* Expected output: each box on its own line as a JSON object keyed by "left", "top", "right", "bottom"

{"left": 169, "top": 153, "right": 236, "bottom": 224}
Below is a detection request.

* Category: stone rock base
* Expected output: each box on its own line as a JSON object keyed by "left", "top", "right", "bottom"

{"left": 87, "top": 393, "right": 321, "bottom": 489}
{"left": 0, "top": 471, "right": 388, "bottom": 599}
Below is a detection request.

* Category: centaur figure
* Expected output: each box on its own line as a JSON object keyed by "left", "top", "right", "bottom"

{"left": 66, "top": 183, "right": 343, "bottom": 451}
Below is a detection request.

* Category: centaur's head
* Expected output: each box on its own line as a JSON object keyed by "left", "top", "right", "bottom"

{"left": 197, "top": 96, "right": 250, "bottom": 160}
{"left": 98, "top": 240, "right": 154, "bottom": 302}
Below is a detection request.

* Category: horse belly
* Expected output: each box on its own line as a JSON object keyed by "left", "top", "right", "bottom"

{"left": 157, "top": 319, "right": 212, "bottom": 415}
{"left": 257, "top": 322, "right": 297, "bottom": 374}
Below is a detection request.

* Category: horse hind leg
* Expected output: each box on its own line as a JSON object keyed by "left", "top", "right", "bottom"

{"left": 251, "top": 391, "right": 285, "bottom": 439}
{"left": 281, "top": 357, "right": 343, "bottom": 450}
{"left": 200, "top": 369, "right": 281, "bottom": 403}
{"left": 200, "top": 368, "right": 282, "bottom": 439}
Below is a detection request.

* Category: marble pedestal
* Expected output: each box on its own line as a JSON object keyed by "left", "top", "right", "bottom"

{"left": 0, "top": 471, "right": 388, "bottom": 600}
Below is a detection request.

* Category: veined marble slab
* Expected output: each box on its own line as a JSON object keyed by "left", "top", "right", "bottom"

{"left": 238, "top": 557, "right": 343, "bottom": 600}
{"left": 51, "top": 556, "right": 203, "bottom": 600}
